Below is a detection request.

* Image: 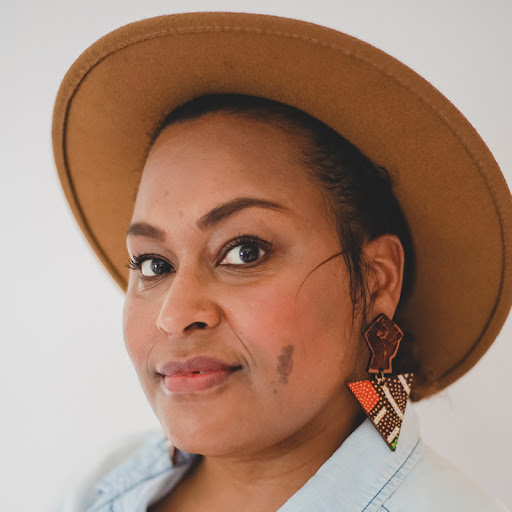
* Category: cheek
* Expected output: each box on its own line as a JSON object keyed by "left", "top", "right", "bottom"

{"left": 225, "top": 265, "right": 355, "bottom": 381}
{"left": 123, "top": 294, "right": 158, "bottom": 371}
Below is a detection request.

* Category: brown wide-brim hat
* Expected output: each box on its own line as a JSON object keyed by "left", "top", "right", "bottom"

{"left": 52, "top": 12, "right": 512, "bottom": 400}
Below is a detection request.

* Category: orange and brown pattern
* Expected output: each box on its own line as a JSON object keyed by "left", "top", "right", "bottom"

{"left": 347, "top": 373, "right": 414, "bottom": 451}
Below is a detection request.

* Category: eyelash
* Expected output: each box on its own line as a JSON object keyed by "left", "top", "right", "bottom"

{"left": 126, "top": 253, "right": 173, "bottom": 273}
{"left": 126, "top": 235, "right": 272, "bottom": 277}
{"left": 216, "top": 235, "right": 272, "bottom": 266}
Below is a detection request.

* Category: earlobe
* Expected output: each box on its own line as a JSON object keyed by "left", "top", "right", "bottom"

{"left": 363, "top": 234, "right": 405, "bottom": 319}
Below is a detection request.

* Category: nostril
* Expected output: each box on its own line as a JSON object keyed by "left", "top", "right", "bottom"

{"left": 184, "top": 321, "right": 208, "bottom": 332}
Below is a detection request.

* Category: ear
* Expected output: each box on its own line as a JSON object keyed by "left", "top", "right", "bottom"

{"left": 362, "top": 234, "right": 404, "bottom": 320}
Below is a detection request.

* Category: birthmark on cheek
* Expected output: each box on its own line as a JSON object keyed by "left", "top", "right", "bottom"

{"left": 277, "top": 345, "right": 294, "bottom": 384}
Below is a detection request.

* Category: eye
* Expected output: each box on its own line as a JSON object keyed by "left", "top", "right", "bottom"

{"left": 127, "top": 254, "right": 174, "bottom": 277}
{"left": 219, "top": 236, "right": 271, "bottom": 266}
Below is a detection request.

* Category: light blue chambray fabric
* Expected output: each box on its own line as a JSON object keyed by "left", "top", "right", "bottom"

{"left": 57, "top": 405, "right": 509, "bottom": 512}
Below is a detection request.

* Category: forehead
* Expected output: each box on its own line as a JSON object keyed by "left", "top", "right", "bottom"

{"left": 134, "top": 112, "right": 330, "bottom": 222}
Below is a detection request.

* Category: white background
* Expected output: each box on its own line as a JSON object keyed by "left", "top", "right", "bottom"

{"left": 1, "top": 0, "right": 511, "bottom": 510}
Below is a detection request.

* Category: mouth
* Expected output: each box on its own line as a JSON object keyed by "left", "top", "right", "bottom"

{"left": 157, "top": 356, "right": 242, "bottom": 393}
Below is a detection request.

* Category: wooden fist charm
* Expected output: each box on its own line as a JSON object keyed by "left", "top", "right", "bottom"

{"left": 363, "top": 314, "right": 403, "bottom": 374}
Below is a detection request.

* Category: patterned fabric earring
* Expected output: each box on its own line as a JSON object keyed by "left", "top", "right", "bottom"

{"left": 346, "top": 313, "right": 414, "bottom": 451}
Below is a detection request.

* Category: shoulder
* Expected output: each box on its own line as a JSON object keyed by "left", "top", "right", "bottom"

{"left": 53, "top": 431, "right": 166, "bottom": 512}
{"left": 382, "top": 445, "right": 509, "bottom": 512}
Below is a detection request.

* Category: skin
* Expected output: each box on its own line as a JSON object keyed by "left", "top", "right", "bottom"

{"left": 123, "top": 112, "right": 404, "bottom": 511}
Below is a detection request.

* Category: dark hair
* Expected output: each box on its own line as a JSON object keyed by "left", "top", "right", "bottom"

{"left": 152, "top": 94, "right": 415, "bottom": 338}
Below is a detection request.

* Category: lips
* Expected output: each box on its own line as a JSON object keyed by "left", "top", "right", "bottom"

{"left": 157, "top": 356, "right": 242, "bottom": 393}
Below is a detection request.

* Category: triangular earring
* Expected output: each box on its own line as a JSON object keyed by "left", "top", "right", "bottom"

{"left": 347, "top": 372, "right": 413, "bottom": 451}
{"left": 346, "top": 314, "right": 414, "bottom": 451}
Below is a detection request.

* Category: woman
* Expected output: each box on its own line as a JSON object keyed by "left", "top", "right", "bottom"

{"left": 52, "top": 12, "right": 512, "bottom": 511}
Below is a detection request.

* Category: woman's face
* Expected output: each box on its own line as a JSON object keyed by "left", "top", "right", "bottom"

{"left": 123, "top": 112, "right": 364, "bottom": 457}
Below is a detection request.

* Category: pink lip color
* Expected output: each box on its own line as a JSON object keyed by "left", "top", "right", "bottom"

{"left": 157, "top": 357, "right": 241, "bottom": 393}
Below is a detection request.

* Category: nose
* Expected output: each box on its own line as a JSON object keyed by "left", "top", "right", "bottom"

{"left": 156, "top": 267, "right": 222, "bottom": 337}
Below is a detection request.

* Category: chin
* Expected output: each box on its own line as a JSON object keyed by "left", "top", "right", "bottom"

{"left": 164, "top": 424, "right": 244, "bottom": 457}
{"left": 159, "top": 409, "right": 283, "bottom": 458}
{"left": 156, "top": 405, "right": 234, "bottom": 455}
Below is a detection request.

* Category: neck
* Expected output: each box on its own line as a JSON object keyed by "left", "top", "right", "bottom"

{"left": 177, "top": 394, "right": 364, "bottom": 511}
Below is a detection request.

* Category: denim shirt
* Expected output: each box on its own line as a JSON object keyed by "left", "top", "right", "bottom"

{"left": 58, "top": 406, "right": 509, "bottom": 511}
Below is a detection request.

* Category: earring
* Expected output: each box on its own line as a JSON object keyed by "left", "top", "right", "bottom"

{"left": 346, "top": 313, "right": 414, "bottom": 451}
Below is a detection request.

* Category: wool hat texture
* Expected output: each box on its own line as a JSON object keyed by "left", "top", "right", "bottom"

{"left": 52, "top": 12, "right": 512, "bottom": 400}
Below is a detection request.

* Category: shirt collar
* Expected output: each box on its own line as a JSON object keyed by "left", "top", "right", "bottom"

{"left": 92, "top": 405, "right": 422, "bottom": 512}
{"left": 277, "top": 404, "right": 423, "bottom": 512}
{"left": 91, "top": 434, "right": 197, "bottom": 511}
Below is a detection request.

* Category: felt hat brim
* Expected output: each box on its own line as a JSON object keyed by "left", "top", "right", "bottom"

{"left": 52, "top": 12, "right": 512, "bottom": 400}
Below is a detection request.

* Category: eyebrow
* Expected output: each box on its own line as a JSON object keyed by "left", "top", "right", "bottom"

{"left": 196, "top": 197, "right": 286, "bottom": 230}
{"left": 126, "top": 197, "right": 286, "bottom": 240}
{"left": 126, "top": 222, "right": 166, "bottom": 241}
